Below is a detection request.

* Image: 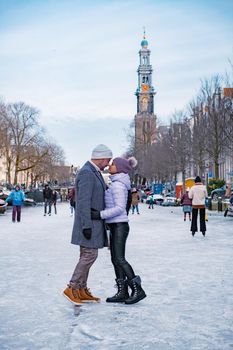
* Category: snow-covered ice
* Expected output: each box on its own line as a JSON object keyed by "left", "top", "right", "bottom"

{"left": 0, "top": 202, "right": 233, "bottom": 350}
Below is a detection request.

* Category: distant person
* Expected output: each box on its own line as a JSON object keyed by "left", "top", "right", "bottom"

{"left": 205, "top": 197, "right": 209, "bottom": 221}
{"left": 63, "top": 144, "right": 113, "bottom": 305}
{"left": 68, "top": 187, "right": 75, "bottom": 216}
{"left": 131, "top": 188, "right": 140, "bottom": 214}
{"left": 181, "top": 190, "right": 192, "bottom": 221}
{"left": 188, "top": 176, "right": 208, "bottom": 237}
{"left": 224, "top": 191, "right": 233, "bottom": 217}
{"left": 225, "top": 182, "right": 232, "bottom": 198}
{"left": 5, "top": 185, "right": 25, "bottom": 222}
{"left": 51, "top": 190, "right": 58, "bottom": 214}
{"left": 91, "top": 157, "right": 146, "bottom": 304}
{"left": 43, "top": 184, "right": 52, "bottom": 216}
{"left": 148, "top": 195, "right": 154, "bottom": 209}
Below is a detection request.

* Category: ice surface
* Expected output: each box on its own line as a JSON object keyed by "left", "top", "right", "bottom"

{"left": 0, "top": 203, "right": 233, "bottom": 350}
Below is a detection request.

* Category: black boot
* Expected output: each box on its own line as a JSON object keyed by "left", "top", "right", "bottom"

{"left": 125, "top": 276, "right": 146, "bottom": 305}
{"left": 106, "top": 278, "right": 129, "bottom": 303}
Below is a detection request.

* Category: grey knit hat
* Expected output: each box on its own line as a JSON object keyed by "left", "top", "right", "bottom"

{"left": 91, "top": 144, "right": 113, "bottom": 159}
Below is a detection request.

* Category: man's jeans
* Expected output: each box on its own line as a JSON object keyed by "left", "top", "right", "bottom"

{"left": 132, "top": 204, "right": 139, "bottom": 214}
{"left": 12, "top": 205, "right": 21, "bottom": 222}
{"left": 44, "top": 199, "right": 52, "bottom": 215}
{"left": 69, "top": 247, "right": 98, "bottom": 289}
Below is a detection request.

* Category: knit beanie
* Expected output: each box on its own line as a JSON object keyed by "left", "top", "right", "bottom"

{"left": 91, "top": 144, "right": 113, "bottom": 159}
{"left": 194, "top": 176, "right": 202, "bottom": 183}
{"left": 113, "top": 157, "right": 138, "bottom": 174}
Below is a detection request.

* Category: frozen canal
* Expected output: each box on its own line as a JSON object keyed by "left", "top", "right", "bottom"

{"left": 0, "top": 202, "right": 233, "bottom": 350}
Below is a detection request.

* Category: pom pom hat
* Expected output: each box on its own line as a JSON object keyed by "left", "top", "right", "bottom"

{"left": 113, "top": 157, "right": 138, "bottom": 174}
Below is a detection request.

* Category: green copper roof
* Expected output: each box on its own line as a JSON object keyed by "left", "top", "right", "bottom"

{"left": 141, "top": 39, "right": 148, "bottom": 47}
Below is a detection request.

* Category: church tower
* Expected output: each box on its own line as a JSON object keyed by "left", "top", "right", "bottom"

{"left": 134, "top": 31, "right": 156, "bottom": 147}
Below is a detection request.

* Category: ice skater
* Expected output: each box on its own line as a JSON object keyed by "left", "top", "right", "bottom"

{"left": 188, "top": 176, "right": 208, "bottom": 237}
{"left": 5, "top": 185, "right": 25, "bottom": 222}
{"left": 224, "top": 191, "right": 233, "bottom": 217}
{"left": 43, "top": 184, "right": 52, "bottom": 216}
{"left": 148, "top": 195, "right": 154, "bottom": 209}
{"left": 181, "top": 190, "right": 192, "bottom": 221}
{"left": 131, "top": 188, "right": 140, "bottom": 214}
{"left": 68, "top": 187, "right": 75, "bottom": 216}
{"left": 51, "top": 190, "right": 58, "bottom": 214}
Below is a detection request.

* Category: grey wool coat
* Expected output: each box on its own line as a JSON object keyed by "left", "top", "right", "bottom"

{"left": 71, "top": 161, "right": 108, "bottom": 249}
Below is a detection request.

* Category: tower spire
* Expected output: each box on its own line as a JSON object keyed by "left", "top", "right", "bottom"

{"left": 141, "top": 27, "right": 148, "bottom": 49}
{"left": 134, "top": 31, "right": 157, "bottom": 146}
{"left": 143, "top": 26, "right": 146, "bottom": 39}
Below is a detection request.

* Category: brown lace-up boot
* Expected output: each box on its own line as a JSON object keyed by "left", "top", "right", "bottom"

{"left": 63, "top": 286, "right": 83, "bottom": 305}
{"left": 78, "top": 288, "right": 101, "bottom": 302}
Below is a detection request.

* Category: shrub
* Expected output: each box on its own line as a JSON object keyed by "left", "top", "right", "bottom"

{"left": 207, "top": 178, "right": 225, "bottom": 195}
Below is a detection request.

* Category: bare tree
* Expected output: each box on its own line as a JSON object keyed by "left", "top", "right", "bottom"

{"left": 126, "top": 70, "right": 232, "bottom": 185}
{"left": 168, "top": 111, "right": 191, "bottom": 192}
{"left": 222, "top": 96, "right": 233, "bottom": 151}
{"left": 189, "top": 99, "right": 208, "bottom": 177}
{"left": 0, "top": 101, "right": 66, "bottom": 186}
{"left": 0, "top": 101, "right": 6, "bottom": 156}
{"left": 200, "top": 76, "right": 229, "bottom": 178}
{"left": 0, "top": 101, "right": 14, "bottom": 183}
{"left": 126, "top": 120, "right": 148, "bottom": 185}
{"left": 4, "top": 102, "right": 49, "bottom": 184}
{"left": 223, "top": 62, "right": 233, "bottom": 151}
{"left": 31, "top": 142, "right": 65, "bottom": 185}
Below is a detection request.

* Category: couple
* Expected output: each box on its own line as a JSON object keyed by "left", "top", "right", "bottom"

{"left": 63, "top": 144, "right": 146, "bottom": 306}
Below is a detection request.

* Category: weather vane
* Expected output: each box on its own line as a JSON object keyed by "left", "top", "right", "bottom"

{"left": 143, "top": 26, "right": 146, "bottom": 39}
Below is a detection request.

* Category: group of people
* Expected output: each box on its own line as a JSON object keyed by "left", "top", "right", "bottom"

{"left": 181, "top": 176, "right": 208, "bottom": 236}
{"left": 128, "top": 176, "right": 209, "bottom": 238}
{"left": 3, "top": 144, "right": 231, "bottom": 309}
{"left": 44, "top": 186, "right": 76, "bottom": 217}
{"left": 44, "top": 185, "right": 77, "bottom": 217}
{"left": 182, "top": 179, "right": 233, "bottom": 234}
{"left": 63, "top": 144, "right": 146, "bottom": 306}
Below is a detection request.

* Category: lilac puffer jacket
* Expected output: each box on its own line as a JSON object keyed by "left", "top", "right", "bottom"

{"left": 100, "top": 173, "right": 131, "bottom": 223}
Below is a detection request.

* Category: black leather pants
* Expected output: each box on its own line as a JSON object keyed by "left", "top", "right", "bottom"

{"left": 108, "top": 222, "right": 135, "bottom": 280}
{"left": 191, "top": 207, "right": 206, "bottom": 232}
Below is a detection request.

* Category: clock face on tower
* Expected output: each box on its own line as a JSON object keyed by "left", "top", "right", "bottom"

{"left": 141, "top": 84, "right": 149, "bottom": 92}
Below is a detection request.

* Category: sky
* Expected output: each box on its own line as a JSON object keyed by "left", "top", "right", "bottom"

{"left": 0, "top": 0, "right": 232, "bottom": 166}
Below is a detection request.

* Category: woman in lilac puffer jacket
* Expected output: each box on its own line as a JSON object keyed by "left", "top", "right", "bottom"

{"left": 91, "top": 157, "right": 146, "bottom": 305}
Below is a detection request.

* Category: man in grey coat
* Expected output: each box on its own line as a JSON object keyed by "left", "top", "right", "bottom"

{"left": 63, "top": 144, "right": 113, "bottom": 305}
